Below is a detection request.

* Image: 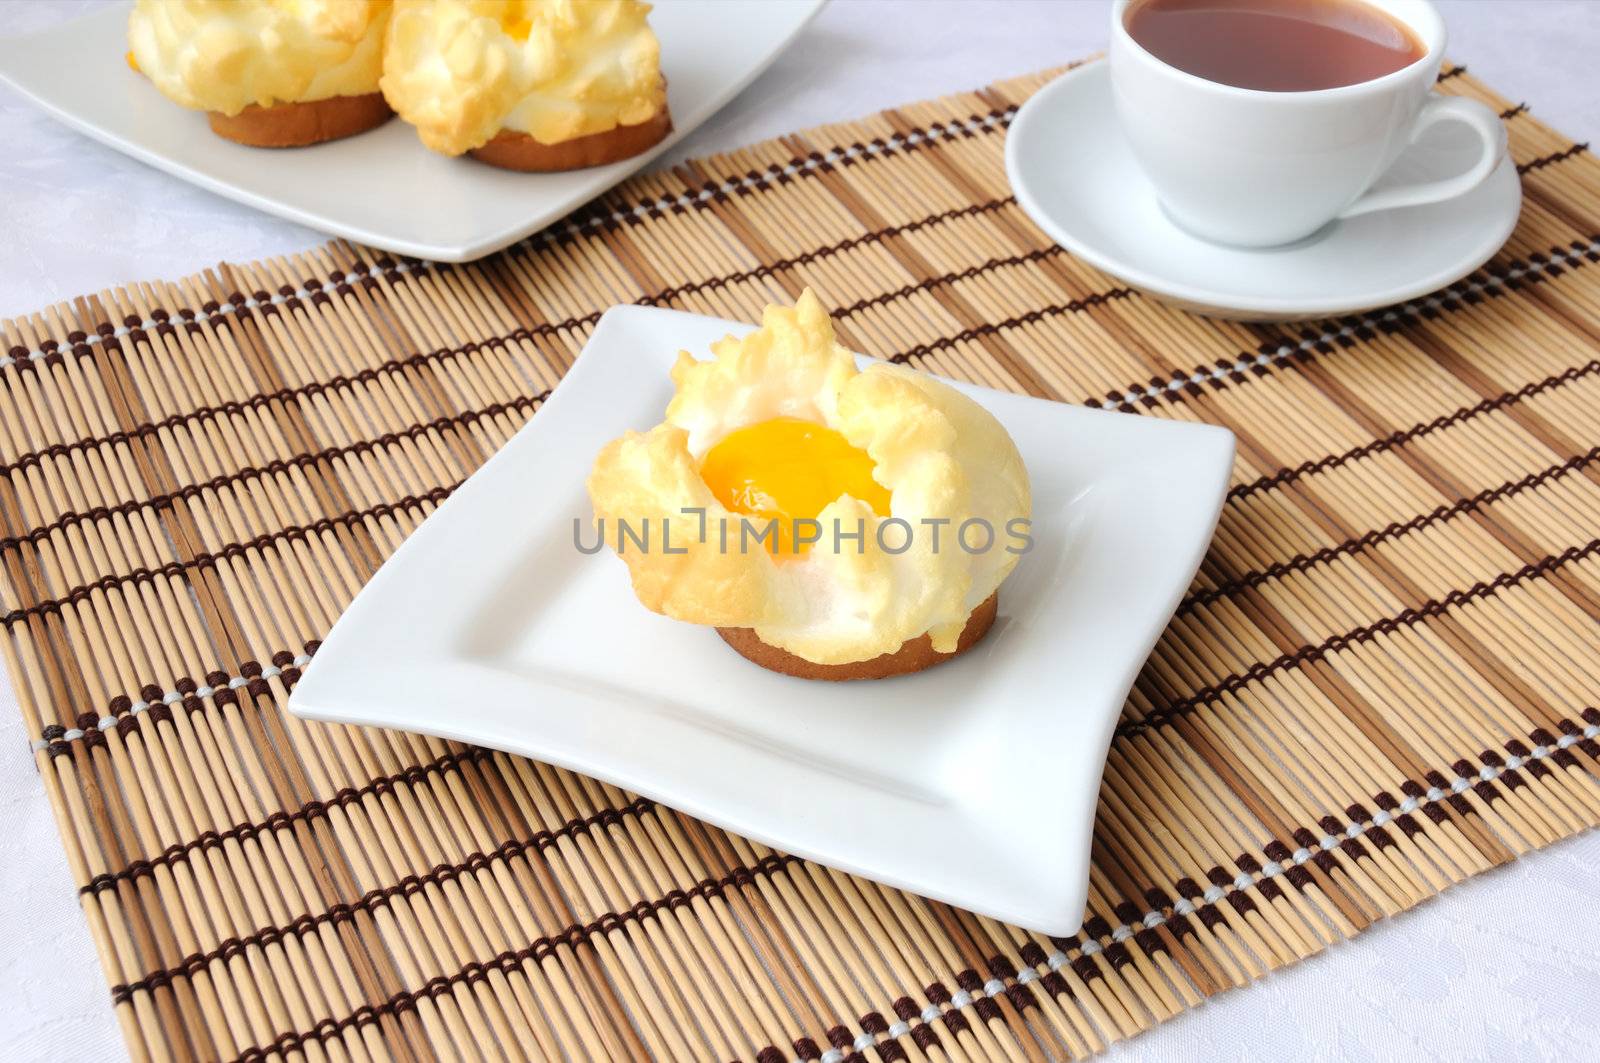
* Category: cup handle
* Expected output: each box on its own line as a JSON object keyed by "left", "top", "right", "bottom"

{"left": 1337, "top": 95, "right": 1509, "bottom": 220}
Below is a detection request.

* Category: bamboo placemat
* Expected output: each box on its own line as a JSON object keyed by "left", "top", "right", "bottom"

{"left": 4, "top": 60, "right": 1599, "bottom": 1062}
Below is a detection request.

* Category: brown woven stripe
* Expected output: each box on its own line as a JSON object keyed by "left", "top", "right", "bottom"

{"left": 0, "top": 399, "right": 539, "bottom": 557}
{"left": 1518, "top": 143, "right": 1590, "bottom": 174}
{"left": 110, "top": 796, "right": 660, "bottom": 1005}
{"left": 890, "top": 289, "right": 1137, "bottom": 367}
{"left": 1182, "top": 446, "right": 1600, "bottom": 613}
{"left": 1228, "top": 357, "right": 1600, "bottom": 500}
{"left": 4, "top": 62, "right": 1599, "bottom": 1063}
{"left": 0, "top": 341, "right": 552, "bottom": 479}
{"left": 229, "top": 854, "right": 802, "bottom": 1063}
{"left": 2, "top": 489, "right": 457, "bottom": 627}
{"left": 82, "top": 745, "right": 484, "bottom": 896}
{"left": 1123, "top": 539, "right": 1600, "bottom": 737}
{"left": 1090, "top": 236, "right": 1595, "bottom": 411}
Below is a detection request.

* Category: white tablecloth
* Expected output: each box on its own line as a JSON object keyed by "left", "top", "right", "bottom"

{"left": 3, "top": 2, "right": 1597, "bottom": 1060}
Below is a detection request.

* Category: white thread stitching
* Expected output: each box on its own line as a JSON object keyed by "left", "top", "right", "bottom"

{"left": 1060, "top": 729, "right": 1597, "bottom": 956}
{"left": 0, "top": 264, "right": 424, "bottom": 370}
{"left": 31, "top": 654, "right": 312, "bottom": 750}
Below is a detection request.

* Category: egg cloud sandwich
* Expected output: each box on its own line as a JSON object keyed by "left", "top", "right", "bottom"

{"left": 380, "top": 0, "right": 672, "bottom": 171}
{"left": 127, "top": 0, "right": 393, "bottom": 147}
{"left": 587, "top": 291, "right": 1032, "bottom": 680}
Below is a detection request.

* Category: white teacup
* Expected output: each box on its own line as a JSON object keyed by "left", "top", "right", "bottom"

{"left": 1109, "top": 0, "right": 1507, "bottom": 248}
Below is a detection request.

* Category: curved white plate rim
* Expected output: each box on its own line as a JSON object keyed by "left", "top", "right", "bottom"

{"left": 1005, "top": 61, "right": 1522, "bottom": 318}
{"left": 0, "top": 0, "right": 827, "bottom": 262}
{"left": 288, "top": 305, "right": 1234, "bottom": 934}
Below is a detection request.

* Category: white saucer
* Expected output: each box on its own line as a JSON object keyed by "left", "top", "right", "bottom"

{"left": 1005, "top": 62, "right": 1522, "bottom": 320}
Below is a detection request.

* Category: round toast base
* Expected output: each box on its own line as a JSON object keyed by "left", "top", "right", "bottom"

{"left": 470, "top": 104, "right": 673, "bottom": 172}
{"left": 717, "top": 593, "right": 999, "bottom": 681}
{"left": 208, "top": 92, "right": 393, "bottom": 148}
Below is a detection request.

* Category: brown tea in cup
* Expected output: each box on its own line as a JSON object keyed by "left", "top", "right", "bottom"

{"left": 1125, "top": 0, "right": 1426, "bottom": 92}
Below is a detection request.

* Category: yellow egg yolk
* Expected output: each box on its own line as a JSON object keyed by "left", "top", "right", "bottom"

{"left": 500, "top": 13, "right": 532, "bottom": 40}
{"left": 699, "top": 417, "right": 891, "bottom": 557}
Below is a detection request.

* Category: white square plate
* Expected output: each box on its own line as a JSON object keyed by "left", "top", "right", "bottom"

{"left": 289, "top": 306, "right": 1234, "bottom": 934}
{"left": 0, "top": 0, "right": 824, "bottom": 262}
